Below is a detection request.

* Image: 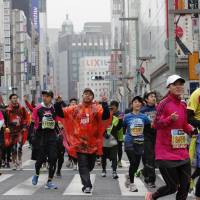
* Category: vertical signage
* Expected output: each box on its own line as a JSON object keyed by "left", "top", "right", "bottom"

{"left": 31, "top": 0, "right": 40, "bottom": 34}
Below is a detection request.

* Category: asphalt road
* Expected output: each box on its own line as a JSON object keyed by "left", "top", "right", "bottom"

{"left": 0, "top": 145, "right": 195, "bottom": 200}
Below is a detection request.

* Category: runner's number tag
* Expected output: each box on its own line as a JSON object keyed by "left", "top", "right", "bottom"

{"left": 131, "top": 125, "right": 143, "bottom": 137}
{"left": 171, "top": 129, "right": 188, "bottom": 149}
{"left": 42, "top": 117, "right": 55, "bottom": 129}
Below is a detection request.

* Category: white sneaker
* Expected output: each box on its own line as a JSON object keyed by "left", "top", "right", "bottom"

{"left": 73, "top": 162, "right": 78, "bottom": 171}
{"left": 125, "top": 173, "right": 130, "bottom": 188}
{"left": 12, "top": 163, "right": 17, "bottom": 171}
{"left": 129, "top": 183, "right": 138, "bottom": 192}
{"left": 18, "top": 161, "right": 23, "bottom": 170}
{"left": 101, "top": 170, "right": 106, "bottom": 177}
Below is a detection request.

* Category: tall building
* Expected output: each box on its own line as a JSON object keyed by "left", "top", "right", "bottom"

{"left": 38, "top": 0, "right": 48, "bottom": 92}
{"left": 48, "top": 28, "right": 59, "bottom": 94}
{"left": 58, "top": 17, "right": 111, "bottom": 100}
{"left": 11, "top": 9, "right": 36, "bottom": 99}
{"left": 78, "top": 56, "right": 110, "bottom": 100}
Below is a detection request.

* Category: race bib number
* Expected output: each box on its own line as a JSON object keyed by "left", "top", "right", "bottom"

{"left": 42, "top": 119, "right": 55, "bottom": 129}
{"left": 80, "top": 113, "right": 89, "bottom": 125}
{"left": 171, "top": 129, "right": 188, "bottom": 149}
{"left": 131, "top": 126, "right": 143, "bottom": 136}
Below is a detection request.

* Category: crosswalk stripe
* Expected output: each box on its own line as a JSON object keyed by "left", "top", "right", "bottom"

{"left": 3, "top": 174, "right": 48, "bottom": 195}
{"left": 63, "top": 174, "right": 96, "bottom": 196}
{"left": 118, "top": 174, "right": 148, "bottom": 196}
{"left": 22, "top": 160, "right": 35, "bottom": 167}
{"left": 121, "top": 160, "right": 129, "bottom": 168}
{"left": 0, "top": 174, "right": 13, "bottom": 183}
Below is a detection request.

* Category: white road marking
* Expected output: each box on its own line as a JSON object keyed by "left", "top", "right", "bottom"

{"left": 63, "top": 174, "right": 95, "bottom": 196}
{"left": 3, "top": 174, "right": 48, "bottom": 195}
{"left": 0, "top": 174, "right": 13, "bottom": 182}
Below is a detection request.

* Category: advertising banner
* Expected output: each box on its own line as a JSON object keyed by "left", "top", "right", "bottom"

{"left": 31, "top": 0, "right": 40, "bottom": 34}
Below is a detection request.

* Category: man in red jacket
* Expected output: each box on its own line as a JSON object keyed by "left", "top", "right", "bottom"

{"left": 55, "top": 88, "right": 110, "bottom": 193}
{"left": 4, "top": 94, "right": 28, "bottom": 170}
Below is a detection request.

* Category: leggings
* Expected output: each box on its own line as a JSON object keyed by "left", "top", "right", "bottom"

{"left": 117, "top": 141, "right": 123, "bottom": 161}
{"left": 152, "top": 162, "right": 191, "bottom": 200}
{"left": 126, "top": 150, "right": 142, "bottom": 183}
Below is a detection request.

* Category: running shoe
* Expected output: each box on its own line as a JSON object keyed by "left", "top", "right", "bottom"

{"left": 12, "top": 163, "right": 17, "bottom": 171}
{"left": 56, "top": 171, "right": 62, "bottom": 177}
{"left": 32, "top": 175, "right": 39, "bottom": 185}
{"left": 101, "top": 170, "right": 106, "bottom": 177}
{"left": 147, "top": 182, "right": 156, "bottom": 188}
{"left": 18, "top": 161, "right": 23, "bottom": 171}
{"left": 129, "top": 183, "right": 138, "bottom": 192}
{"left": 189, "top": 179, "right": 195, "bottom": 193}
{"left": 73, "top": 163, "right": 78, "bottom": 171}
{"left": 118, "top": 160, "right": 123, "bottom": 168}
{"left": 82, "top": 187, "right": 92, "bottom": 193}
{"left": 112, "top": 171, "right": 119, "bottom": 179}
{"left": 145, "top": 192, "right": 153, "bottom": 200}
{"left": 135, "top": 168, "right": 144, "bottom": 177}
{"left": 125, "top": 173, "right": 130, "bottom": 188}
{"left": 45, "top": 181, "right": 58, "bottom": 189}
{"left": 6, "top": 162, "right": 10, "bottom": 168}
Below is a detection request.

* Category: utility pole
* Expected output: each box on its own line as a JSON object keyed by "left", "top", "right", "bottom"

{"left": 168, "top": 0, "right": 176, "bottom": 74}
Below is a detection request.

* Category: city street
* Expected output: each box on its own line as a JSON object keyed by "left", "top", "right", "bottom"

{"left": 0, "top": 145, "right": 195, "bottom": 200}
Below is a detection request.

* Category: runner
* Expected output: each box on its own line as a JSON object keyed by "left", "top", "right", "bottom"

{"left": 109, "top": 101, "right": 124, "bottom": 168}
{"left": 69, "top": 98, "right": 78, "bottom": 106}
{"left": 145, "top": 75, "right": 196, "bottom": 200}
{"left": 55, "top": 88, "right": 110, "bottom": 193}
{"left": 4, "top": 94, "right": 28, "bottom": 170}
{"left": 55, "top": 122, "right": 65, "bottom": 177}
{"left": 187, "top": 87, "right": 200, "bottom": 199}
{"left": 30, "top": 90, "right": 58, "bottom": 189}
{"left": 141, "top": 91, "right": 157, "bottom": 188}
{"left": 123, "top": 96, "right": 151, "bottom": 192}
{"left": 101, "top": 103, "right": 122, "bottom": 179}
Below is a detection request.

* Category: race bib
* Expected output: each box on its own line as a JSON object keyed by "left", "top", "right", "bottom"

{"left": 42, "top": 118, "right": 55, "bottom": 129}
{"left": 171, "top": 129, "right": 188, "bottom": 149}
{"left": 131, "top": 125, "right": 143, "bottom": 136}
{"left": 80, "top": 113, "right": 89, "bottom": 125}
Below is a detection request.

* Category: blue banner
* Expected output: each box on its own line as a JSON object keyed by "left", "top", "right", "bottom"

{"left": 32, "top": 0, "right": 40, "bottom": 34}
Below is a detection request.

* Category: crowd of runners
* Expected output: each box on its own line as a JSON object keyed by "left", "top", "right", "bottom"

{"left": 0, "top": 74, "right": 199, "bottom": 199}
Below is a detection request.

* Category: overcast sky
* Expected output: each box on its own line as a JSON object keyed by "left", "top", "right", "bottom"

{"left": 47, "top": 0, "right": 111, "bottom": 32}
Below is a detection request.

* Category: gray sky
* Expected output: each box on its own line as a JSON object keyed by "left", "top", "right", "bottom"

{"left": 47, "top": 0, "right": 111, "bottom": 32}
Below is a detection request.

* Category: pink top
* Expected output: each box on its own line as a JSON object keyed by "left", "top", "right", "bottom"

{"left": 154, "top": 94, "right": 193, "bottom": 161}
{"left": 32, "top": 103, "right": 58, "bottom": 129}
{"left": 32, "top": 104, "right": 42, "bottom": 129}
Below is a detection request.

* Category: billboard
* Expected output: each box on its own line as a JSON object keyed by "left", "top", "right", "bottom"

{"left": 31, "top": 0, "right": 40, "bottom": 34}
{"left": 12, "top": 0, "right": 32, "bottom": 36}
{"left": 188, "top": 51, "right": 199, "bottom": 80}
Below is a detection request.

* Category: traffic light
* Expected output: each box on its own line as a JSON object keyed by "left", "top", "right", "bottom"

{"left": 91, "top": 76, "right": 104, "bottom": 80}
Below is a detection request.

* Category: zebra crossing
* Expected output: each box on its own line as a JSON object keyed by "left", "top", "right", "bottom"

{"left": 0, "top": 171, "right": 194, "bottom": 198}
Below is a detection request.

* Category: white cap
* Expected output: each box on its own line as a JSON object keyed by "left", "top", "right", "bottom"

{"left": 166, "top": 75, "right": 185, "bottom": 88}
